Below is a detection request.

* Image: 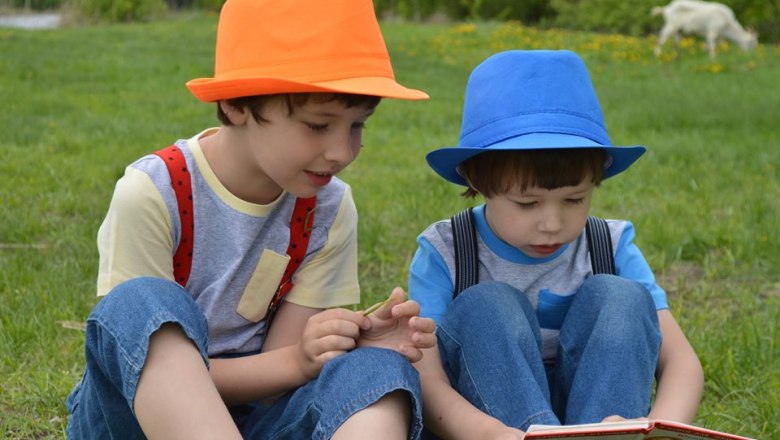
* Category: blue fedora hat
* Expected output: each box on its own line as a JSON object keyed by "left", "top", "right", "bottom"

{"left": 426, "top": 50, "right": 646, "bottom": 186}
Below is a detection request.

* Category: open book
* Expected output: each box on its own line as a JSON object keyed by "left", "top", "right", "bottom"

{"left": 525, "top": 419, "right": 754, "bottom": 439}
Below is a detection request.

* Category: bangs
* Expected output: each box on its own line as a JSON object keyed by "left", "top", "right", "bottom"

{"left": 288, "top": 92, "right": 381, "bottom": 110}
{"left": 218, "top": 92, "right": 381, "bottom": 125}
{"left": 458, "top": 149, "right": 608, "bottom": 198}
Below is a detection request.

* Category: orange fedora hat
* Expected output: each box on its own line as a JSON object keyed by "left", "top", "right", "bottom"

{"left": 186, "top": 0, "right": 428, "bottom": 102}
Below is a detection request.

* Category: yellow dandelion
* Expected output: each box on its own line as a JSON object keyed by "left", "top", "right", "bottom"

{"left": 453, "top": 23, "right": 477, "bottom": 34}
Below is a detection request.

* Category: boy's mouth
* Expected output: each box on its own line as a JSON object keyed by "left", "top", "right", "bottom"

{"left": 305, "top": 170, "right": 333, "bottom": 186}
{"left": 529, "top": 244, "right": 562, "bottom": 255}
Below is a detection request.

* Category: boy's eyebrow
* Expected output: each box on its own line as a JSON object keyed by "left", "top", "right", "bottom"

{"left": 304, "top": 107, "right": 376, "bottom": 119}
{"left": 512, "top": 185, "right": 594, "bottom": 197}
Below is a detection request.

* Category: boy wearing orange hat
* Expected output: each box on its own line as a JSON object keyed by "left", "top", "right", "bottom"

{"left": 65, "top": 1, "right": 435, "bottom": 439}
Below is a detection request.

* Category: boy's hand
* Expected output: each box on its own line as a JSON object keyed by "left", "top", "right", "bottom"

{"left": 296, "top": 308, "right": 369, "bottom": 380}
{"left": 357, "top": 287, "right": 437, "bottom": 362}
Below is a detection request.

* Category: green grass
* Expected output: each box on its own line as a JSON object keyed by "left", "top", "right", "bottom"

{"left": 1, "top": 14, "right": 778, "bottom": 438}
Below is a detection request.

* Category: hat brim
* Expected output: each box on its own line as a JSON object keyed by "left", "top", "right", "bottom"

{"left": 186, "top": 76, "right": 429, "bottom": 102}
{"left": 427, "top": 133, "right": 646, "bottom": 186}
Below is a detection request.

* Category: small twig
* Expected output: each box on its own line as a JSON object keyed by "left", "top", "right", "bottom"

{"left": 58, "top": 321, "right": 87, "bottom": 331}
{"left": 361, "top": 297, "right": 392, "bottom": 316}
{"left": 0, "top": 243, "right": 48, "bottom": 250}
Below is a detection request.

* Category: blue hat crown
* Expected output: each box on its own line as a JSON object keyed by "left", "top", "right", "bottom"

{"left": 427, "top": 50, "right": 645, "bottom": 186}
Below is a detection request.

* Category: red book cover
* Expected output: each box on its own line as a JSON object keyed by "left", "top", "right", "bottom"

{"left": 525, "top": 419, "right": 754, "bottom": 440}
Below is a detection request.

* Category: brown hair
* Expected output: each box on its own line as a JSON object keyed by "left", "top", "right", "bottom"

{"left": 458, "top": 148, "right": 609, "bottom": 198}
{"left": 216, "top": 93, "right": 382, "bottom": 125}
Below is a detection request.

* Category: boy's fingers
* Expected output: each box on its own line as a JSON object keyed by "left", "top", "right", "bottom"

{"left": 410, "top": 316, "right": 436, "bottom": 332}
{"left": 398, "top": 345, "right": 424, "bottom": 363}
{"left": 413, "top": 331, "right": 438, "bottom": 349}
{"left": 314, "top": 308, "right": 369, "bottom": 332}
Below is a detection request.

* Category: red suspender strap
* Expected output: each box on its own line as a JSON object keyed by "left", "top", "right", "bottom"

{"left": 153, "top": 145, "right": 194, "bottom": 287}
{"left": 268, "top": 196, "right": 316, "bottom": 318}
{"left": 153, "top": 144, "right": 317, "bottom": 322}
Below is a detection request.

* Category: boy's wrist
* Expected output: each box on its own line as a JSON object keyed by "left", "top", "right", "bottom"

{"left": 287, "top": 343, "right": 319, "bottom": 383}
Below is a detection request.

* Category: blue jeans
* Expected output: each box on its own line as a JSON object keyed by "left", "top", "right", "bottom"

{"left": 435, "top": 275, "right": 661, "bottom": 431}
{"left": 66, "top": 277, "right": 423, "bottom": 439}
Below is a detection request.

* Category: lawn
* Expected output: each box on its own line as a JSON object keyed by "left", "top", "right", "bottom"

{"left": 1, "top": 13, "right": 778, "bottom": 438}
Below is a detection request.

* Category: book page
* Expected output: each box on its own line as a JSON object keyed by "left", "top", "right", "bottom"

{"left": 528, "top": 420, "right": 649, "bottom": 433}
{"left": 526, "top": 421, "right": 650, "bottom": 439}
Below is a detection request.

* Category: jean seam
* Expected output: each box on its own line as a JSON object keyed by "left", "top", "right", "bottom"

{"left": 270, "top": 400, "right": 322, "bottom": 440}
{"left": 439, "top": 326, "right": 494, "bottom": 416}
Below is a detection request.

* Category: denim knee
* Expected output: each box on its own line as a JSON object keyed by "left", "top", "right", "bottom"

{"left": 318, "top": 347, "right": 423, "bottom": 439}
{"left": 83, "top": 277, "right": 209, "bottom": 408}
{"left": 442, "top": 281, "right": 540, "bottom": 344}
{"left": 561, "top": 275, "right": 660, "bottom": 354}
{"left": 555, "top": 275, "right": 661, "bottom": 423}
{"left": 242, "top": 347, "right": 424, "bottom": 440}
{"left": 572, "top": 275, "right": 658, "bottom": 324}
{"left": 437, "top": 283, "right": 556, "bottom": 430}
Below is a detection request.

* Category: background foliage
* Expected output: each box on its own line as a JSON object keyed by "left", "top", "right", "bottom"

{"left": 374, "top": 0, "right": 779, "bottom": 41}
{"left": 2, "top": 0, "right": 779, "bottom": 41}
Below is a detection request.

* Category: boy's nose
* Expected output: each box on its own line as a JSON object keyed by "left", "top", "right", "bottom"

{"left": 323, "top": 134, "right": 359, "bottom": 165}
{"left": 537, "top": 208, "right": 563, "bottom": 234}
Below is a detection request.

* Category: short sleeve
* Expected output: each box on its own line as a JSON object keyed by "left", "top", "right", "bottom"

{"left": 614, "top": 222, "right": 669, "bottom": 310}
{"left": 409, "top": 235, "right": 455, "bottom": 324}
{"left": 97, "top": 166, "right": 175, "bottom": 296}
{"left": 284, "top": 185, "right": 360, "bottom": 308}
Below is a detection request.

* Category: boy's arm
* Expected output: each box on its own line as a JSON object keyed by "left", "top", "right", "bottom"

{"left": 414, "top": 344, "right": 524, "bottom": 440}
{"left": 648, "top": 309, "right": 704, "bottom": 422}
{"left": 209, "top": 302, "right": 368, "bottom": 406}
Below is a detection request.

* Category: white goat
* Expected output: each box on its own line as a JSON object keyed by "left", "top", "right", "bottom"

{"left": 652, "top": 0, "right": 758, "bottom": 59}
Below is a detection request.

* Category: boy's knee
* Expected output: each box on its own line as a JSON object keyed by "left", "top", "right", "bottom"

{"left": 328, "top": 347, "right": 417, "bottom": 380}
{"left": 320, "top": 348, "right": 422, "bottom": 412}
{"left": 568, "top": 275, "right": 660, "bottom": 345}
{"left": 453, "top": 281, "right": 534, "bottom": 319}
{"left": 93, "top": 277, "right": 203, "bottom": 326}
{"left": 325, "top": 348, "right": 421, "bottom": 398}
{"left": 312, "top": 348, "right": 423, "bottom": 439}
{"left": 578, "top": 275, "right": 655, "bottom": 314}
{"left": 87, "top": 277, "right": 208, "bottom": 370}
{"left": 440, "top": 282, "right": 540, "bottom": 351}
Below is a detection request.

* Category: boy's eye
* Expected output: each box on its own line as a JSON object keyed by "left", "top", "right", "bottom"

{"left": 515, "top": 201, "right": 537, "bottom": 209}
{"left": 305, "top": 122, "right": 329, "bottom": 132}
{"left": 566, "top": 198, "right": 585, "bottom": 205}
{"left": 352, "top": 121, "right": 366, "bottom": 131}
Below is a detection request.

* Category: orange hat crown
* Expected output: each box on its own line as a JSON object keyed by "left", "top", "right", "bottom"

{"left": 186, "top": 0, "right": 428, "bottom": 102}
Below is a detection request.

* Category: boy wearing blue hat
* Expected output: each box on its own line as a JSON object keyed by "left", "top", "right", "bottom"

{"left": 409, "top": 50, "right": 704, "bottom": 438}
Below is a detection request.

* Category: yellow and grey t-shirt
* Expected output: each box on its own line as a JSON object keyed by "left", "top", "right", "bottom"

{"left": 97, "top": 129, "right": 360, "bottom": 355}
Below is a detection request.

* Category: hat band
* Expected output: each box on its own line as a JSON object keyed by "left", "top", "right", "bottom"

{"left": 215, "top": 54, "right": 394, "bottom": 83}
{"left": 459, "top": 111, "right": 610, "bottom": 149}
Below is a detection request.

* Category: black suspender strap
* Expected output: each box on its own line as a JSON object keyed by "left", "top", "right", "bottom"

{"left": 450, "top": 210, "right": 615, "bottom": 298}
{"left": 585, "top": 216, "right": 616, "bottom": 275}
{"left": 451, "top": 207, "right": 478, "bottom": 297}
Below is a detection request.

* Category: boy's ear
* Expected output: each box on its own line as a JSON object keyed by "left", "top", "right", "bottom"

{"left": 218, "top": 100, "right": 249, "bottom": 125}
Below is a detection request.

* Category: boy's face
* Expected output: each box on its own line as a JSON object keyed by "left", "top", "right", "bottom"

{"left": 483, "top": 179, "right": 595, "bottom": 258}
{"left": 236, "top": 98, "right": 375, "bottom": 201}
